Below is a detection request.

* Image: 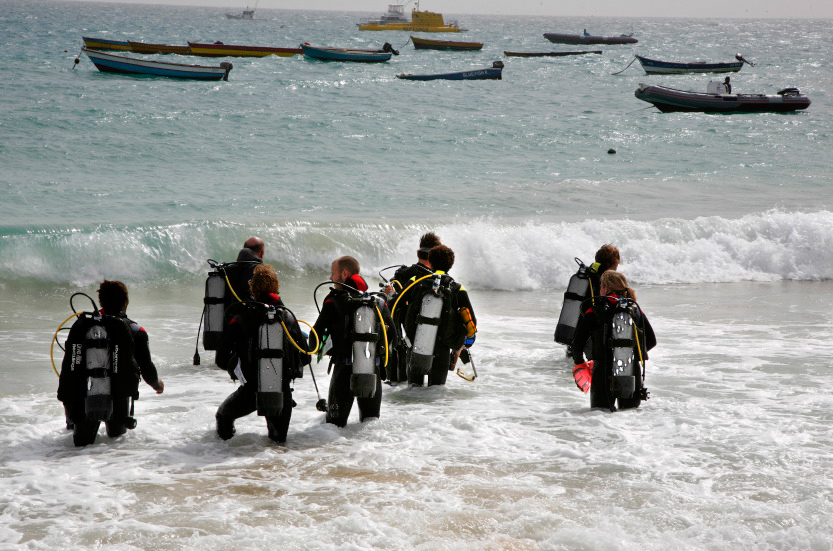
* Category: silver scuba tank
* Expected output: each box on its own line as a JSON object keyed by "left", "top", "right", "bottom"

{"left": 350, "top": 299, "right": 379, "bottom": 398}
{"left": 256, "top": 306, "right": 284, "bottom": 417}
{"left": 409, "top": 277, "right": 444, "bottom": 378}
{"left": 84, "top": 320, "right": 113, "bottom": 422}
{"left": 554, "top": 258, "right": 590, "bottom": 344}
{"left": 203, "top": 268, "right": 226, "bottom": 350}
{"left": 609, "top": 300, "right": 637, "bottom": 399}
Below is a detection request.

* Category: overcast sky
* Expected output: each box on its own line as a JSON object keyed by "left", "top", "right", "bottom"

{"left": 71, "top": 0, "right": 833, "bottom": 19}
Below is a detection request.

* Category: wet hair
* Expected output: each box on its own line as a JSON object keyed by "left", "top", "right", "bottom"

{"left": 595, "top": 244, "right": 620, "bottom": 271}
{"left": 249, "top": 264, "right": 280, "bottom": 298}
{"left": 334, "top": 256, "right": 360, "bottom": 276}
{"left": 600, "top": 271, "right": 636, "bottom": 301}
{"left": 98, "top": 280, "right": 128, "bottom": 314}
{"left": 244, "top": 236, "right": 264, "bottom": 255}
{"left": 428, "top": 245, "right": 455, "bottom": 273}
{"left": 417, "top": 232, "right": 442, "bottom": 260}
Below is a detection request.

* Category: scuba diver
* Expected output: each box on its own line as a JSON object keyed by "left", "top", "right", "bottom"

{"left": 58, "top": 281, "right": 164, "bottom": 447}
{"left": 384, "top": 232, "right": 441, "bottom": 383}
{"left": 403, "top": 245, "right": 477, "bottom": 387}
{"left": 200, "top": 236, "right": 265, "bottom": 367}
{"left": 215, "top": 264, "right": 310, "bottom": 443}
{"left": 571, "top": 271, "right": 656, "bottom": 411}
{"left": 311, "top": 256, "right": 395, "bottom": 427}
{"left": 555, "top": 244, "right": 620, "bottom": 351}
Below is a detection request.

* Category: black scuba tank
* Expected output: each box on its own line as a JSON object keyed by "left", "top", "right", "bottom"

{"left": 554, "top": 258, "right": 591, "bottom": 344}
{"left": 255, "top": 305, "right": 284, "bottom": 417}
{"left": 607, "top": 298, "right": 639, "bottom": 401}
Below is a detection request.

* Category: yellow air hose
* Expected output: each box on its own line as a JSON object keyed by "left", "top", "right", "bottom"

{"left": 391, "top": 273, "right": 433, "bottom": 318}
{"left": 50, "top": 312, "right": 83, "bottom": 376}
{"left": 282, "top": 320, "right": 320, "bottom": 356}
{"left": 374, "top": 304, "right": 389, "bottom": 367}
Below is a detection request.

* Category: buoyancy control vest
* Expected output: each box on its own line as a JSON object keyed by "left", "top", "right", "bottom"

{"left": 58, "top": 312, "right": 140, "bottom": 421}
{"left": 405, "top": 272, "right": 463, "bottom": 377}
{"left": 555, "top": 258, "right": 596, "bottom": 344}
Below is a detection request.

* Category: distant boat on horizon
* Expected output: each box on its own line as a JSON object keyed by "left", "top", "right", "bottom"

{"left": 226, "top": 2, "right": 257, "bottom": 20}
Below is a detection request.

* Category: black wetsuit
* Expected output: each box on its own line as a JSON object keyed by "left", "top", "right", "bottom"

{"left": 215, "top": 248, "right": 262, "bottom": 367}
{"left": 571, "top": 294, "right": 656, "bottom": 410}
{"left": 403, "top": 270, "right": 477, "bottom": 386}
{"left": 58, "top": 312, "right": 142, "bottom": 447}
{"left": 311, "top": 275, "right": 394, "bottom": 427}
{"left": 216, "top": 292, "right": 309, "bottom": 443}
{"left": 387, "top": 262, "right": 434, "bottom": 382}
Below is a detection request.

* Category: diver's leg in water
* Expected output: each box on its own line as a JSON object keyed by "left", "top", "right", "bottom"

{"left": 266, "top": 387, "right": 294, "bottom": 443}
{"left": 326, "top": 362, "right": 354, "bottom": 427}
{"left": 589, "top": 360, "right": 612, "bottom": 409}
{"left": 427, "top": 349, "right": 451, "bottom": 387}
{"left": 357, "top": 373, "right": 383, "bottom": 422}
{"left": 216, "top": 384, "right": 257, "bottom": 439}
{"left": 69, "top": 402, "right": 100, "bottom": 447}
{"left": 105, "top": 396, "right": 130, "bottom": 438}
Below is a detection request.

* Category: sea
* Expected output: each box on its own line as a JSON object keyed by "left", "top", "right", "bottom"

{"left": 2, "top": 0, "right": 833, "bottom": 549}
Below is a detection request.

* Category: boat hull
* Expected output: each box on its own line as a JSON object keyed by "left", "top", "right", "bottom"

{"left": 188, "top": 42, "right": 302, "bottom": 57}
{"left": 359, "top": 9, "right": 461, "bottom": 32}
{"left": 82, "top": 48, "right": 232, "bottom": 80}
{"left": 128, "top": 41, "right": 191, "bottom": 55}
{"left": 636, "top": 55, "right": 743, "bottom": 75}
{"left": 397, "top": 67, "right": 502, "bottom": 80}
{"left": 504, "top": 50, "right": 602, "bottom": 57}
{"left": 82, "top": 36, "right": 131, "bottom": 51}
{"left": 411, "top": 36, "right": 482, "bottom": 50}
{"left": 634, "top": 84, "right": 811, "bottom": 113}
{"left": 544, "top": 32, "right": 637, "bottom": 45}
{"left": 301, "top": 44, "right": 391, "bottom": 62}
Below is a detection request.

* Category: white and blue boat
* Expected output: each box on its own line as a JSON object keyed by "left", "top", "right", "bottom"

{"left": 301, "top": 43, "right": 397, "bottom": 63}
{"left": 81, "top": 48, "right": 233, "bottom": 80}
{"left": 397, "top": 61, "right": 503, "bottom": 80}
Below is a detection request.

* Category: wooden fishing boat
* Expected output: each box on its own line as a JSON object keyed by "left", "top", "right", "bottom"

{"left": 397, "top": 61, "right": 503, "bottom": 80}
{"left": 634, "top": 83, "right": 810, "bottom": 113}
{"left": 411, "top": 36, "right": 482, "bottom": 51}
{"left": 301, "top": 43, "right": 397, "bottom": 62}
{"left": 636, "top": 54, "right": 750, "bottom": 75}
{"left": 358, "top": 5, "right": 463, "bottom": 32}
{"left": 82, "top": 48, "right": 233, "bottom": 80}
{"left": 128, "top": 41, "right": 191, "bottom": 55}
{"left": 504, "top": 50, "right": 602, "bottom": 57}
{"left": 188, "top": 42, "right": 302, "bottom": 57}
{"left": 82, "top": 36, "right": 131, "bottom": 51}
{"left": 544, "top": 32, "right": 637, "bottom": 45}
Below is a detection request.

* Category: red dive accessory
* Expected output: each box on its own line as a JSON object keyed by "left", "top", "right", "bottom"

{"left": 572, "top": 361, "right": 593, "bottom": 394}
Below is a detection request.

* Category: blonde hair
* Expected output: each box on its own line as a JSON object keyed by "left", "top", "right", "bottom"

{"left": 600, "top": 271, "right": 636, "bottom": 301}
{"left": 249, "top": 264, "right": 280, "bottom": 298}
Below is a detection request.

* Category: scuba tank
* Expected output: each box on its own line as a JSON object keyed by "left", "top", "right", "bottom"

{"left": 350, "top": 296, "right": 381, "bottom": 398}
{"left": 84, "top": 315, "right": 113, "bottom": 422}
{"left": 203, "top": 266, "right": 226, "bottom": 351}
{"left": 408, "top": 275, "right": 445, "bottom": 378}
{"left": 608, "top": 298, "right": 638, "bottom": 401}
{"left": 255, "top": 305, "right": 284, "bottom": 417}
{"left": 554, "top": 258, "right": 591, "bottom": 345}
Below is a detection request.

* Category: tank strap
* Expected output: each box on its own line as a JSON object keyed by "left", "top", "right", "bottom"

{"left": 254, "top": 349, "right": 284, "bottom": 359}
{"left": 87, "top": 368, "right": 109, "bottom": 377}
{"left": 86, "top": 337, "right": 108, "bottom": 348}
{"left": 204, "top": 296, "right": 224, "bottom": 304}
{"left": 354, "top": 332, "right": 378, "bottom": 343}
{"left": 417, "top": 315, "right": 441, "bottom": 326}
{"left": 564, "top": 291, "right": 585, "bottom": 301}
{"left": 609, "top": 338, "right": 634, "bottom": 348}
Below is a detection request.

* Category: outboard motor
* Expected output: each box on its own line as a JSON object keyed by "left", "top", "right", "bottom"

{"left": 382, "top": 42, "right": 400, "bottom": 55}
{"left": 609, "top": 299, "right": 637, "bottom": 400}
{"left": 554, "top": 258, "right": 591, "bottom": 344}
{"left": 203, "top": 265, "right": 226, "bottom": 350}
{"left": 256, "top": 305, "right": 284, "bottom": 417}
{"left": 409, "top": 276, "right": 444, "bottom": 378}
{"left": 84, "top": 317, "right": 113, "bottom": 422}
{"left": 351, "top": 297, "right": 380, "bottom": 398}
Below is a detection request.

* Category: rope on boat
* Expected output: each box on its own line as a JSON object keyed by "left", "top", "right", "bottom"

{"left": 611, "top": 55, "right": 637, "bottom": 75}
{"left": 400, "top": 37, "right": 412, "bottom": 50}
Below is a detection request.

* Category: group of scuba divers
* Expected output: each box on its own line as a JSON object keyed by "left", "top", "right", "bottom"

{"left": 56, "top": 234, "right": 478, "bottom": 447}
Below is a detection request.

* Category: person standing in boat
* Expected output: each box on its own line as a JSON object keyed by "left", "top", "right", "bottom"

{"left": 724, "top": 76, "right": 732, "bottom": 94}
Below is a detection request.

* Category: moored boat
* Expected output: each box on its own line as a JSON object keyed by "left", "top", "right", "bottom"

{"left": 82, "top": 36, "right": 131, "bottom": 51}
{"left": 636, "top": 54, "right": 752, "bottom": 75}
{"left": 358, "top": 2, "right": 463, "bottom": 32}
{"left": 504, "top": 50, "right": 602, "bottom": 57}
{"left": 634, "top": 83, "right": 811, "bottom": 113}
{"left": 544, "top": 32, "right": 637, "bottom": 45}
{"left": 301, "top": 43, "right": 398, "bottom": 62}
{"left": 128, "top": 41, "right": 191, "bottom": 55}
{"left": 411, "top": 36, "right": 482, "bottom": 51}
{"left": 226, "top": 4, "right": 256, "bottom": 19}
{"left": 357, "top": 3, "right": 410, "bottom": 26}
{"left": 188, "top": 42, "right": 302, "bottom": 57}
{"left": 81, "top": 48, "right": 233, "bottom": 80}
{"left": 397, "top": 60, "right": 503, "bottom": 80}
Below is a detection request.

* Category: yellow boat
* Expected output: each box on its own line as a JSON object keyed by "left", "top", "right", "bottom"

{"left": 358, "top": 2, "right": 463, "bottom": 32}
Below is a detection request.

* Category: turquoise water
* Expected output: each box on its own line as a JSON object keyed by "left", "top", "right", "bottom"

{"left": 2, "top": 2, "right": 833, "bottom": 549}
